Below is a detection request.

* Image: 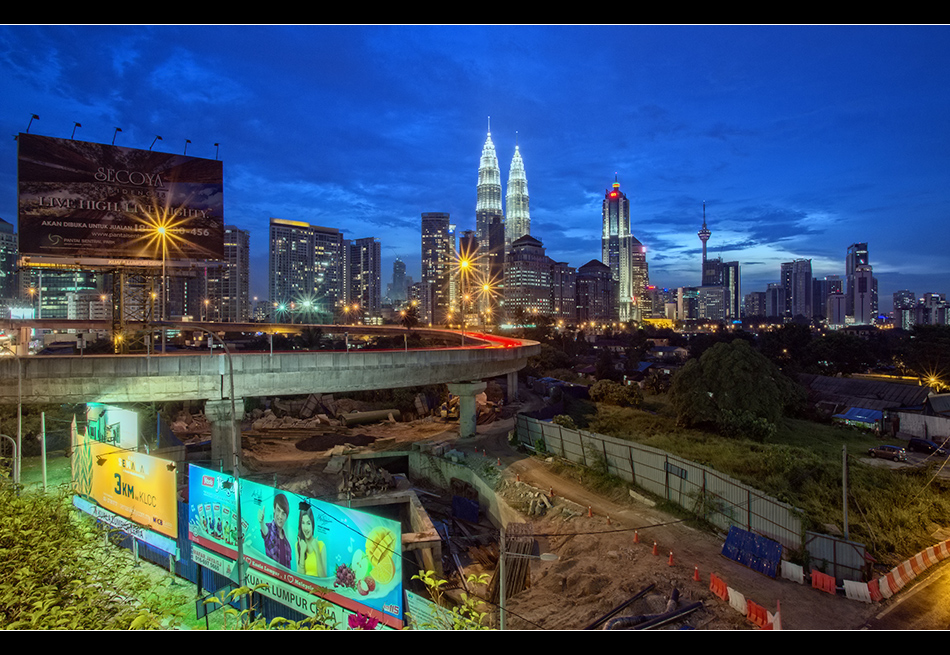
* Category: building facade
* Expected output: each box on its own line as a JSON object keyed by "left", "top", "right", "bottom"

{"left": 421, "top": 212, "right": 454, "bottom": 325}
{"left": 268, "top": 218, "right": 344, "bottom": 322}
{"left": 601, "top": 177, "right": 648, "bottom": 322}
{"left": 476, "top": 129, "right": 503, "bottom": 275}
{"left": 505, "top": 144, "right": 530, "bottom": 251}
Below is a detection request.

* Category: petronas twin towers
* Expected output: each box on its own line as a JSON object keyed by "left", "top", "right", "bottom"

{"left": 475, "top": 123, "right": 530, "bottom": 260}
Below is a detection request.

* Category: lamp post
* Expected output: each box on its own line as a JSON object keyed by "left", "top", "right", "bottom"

{"left": 458, "top": 258, "right": 470, "bottom": 346}
{"left": 156, "top": 225, "right": 168, "bottom": 353}
{"left": 0, "top": 345, "right": 22, "bottom": 485}
{"left": 188, "top": 324, "right": 243, "bottom": 604}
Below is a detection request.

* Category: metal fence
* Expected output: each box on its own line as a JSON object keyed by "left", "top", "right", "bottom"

{"left": 515, "top": 414, "right": 804, "bottom": 552}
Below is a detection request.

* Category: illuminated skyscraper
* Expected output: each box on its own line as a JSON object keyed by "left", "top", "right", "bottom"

{"left": 208, "top": 225, "right": 250, "bottom": 322}
{"left": 268, "top": 218, "right": 343, "bottom": 322}
{"left": 345, "top": 237, "right": 381, "bottom": 322}
{"left": 476, "top": 124, "right": 503, "bottom": 272}
{"left": 846, "top": 242, "right": 869, "bottom": 317}
{"left": 0, "top": 217, "right": 16, "bottom": 302}
{"left": 421, "top": 212, "right": 453, "bottom": 325}
{"left": 601, "top": 176, "right": 648, "bottom": 322}
{"left": 505, "top": 143, "right": 530, "bottom": 251}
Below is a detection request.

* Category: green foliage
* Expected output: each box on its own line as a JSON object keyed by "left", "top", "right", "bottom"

{"left": 534, "top": 437, "right": 548, "bottom": 454}
{"left": 202, "top": 584, "right": 336, "bottom": 630}
{"left": 804, "top": 331, "right": 876, "bottom": 376}
{"left": 669, "top": 340, "right": 804, "bottom": 437}
{"left": 0, "top": 485, "right": 178, "bottom": 629}
{"left": 552, "top": 414, "right": 577, "bottom": 430}
{"left": 400, "top": 303, "right": 420, "bottom": 330}
{"left": 589, "top": 379, "right": 642, "bottom": 408}
{"left": 411, "top": 570, "right": 491, "bottom": 630}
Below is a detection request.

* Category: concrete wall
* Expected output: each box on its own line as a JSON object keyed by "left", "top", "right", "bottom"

{"left": 895, "top": 411, "right": 950, "bottom": 440}
{"left": 408, "top": 450, "right": 524, "bottom": 531}
{"left": 0, "top": 342, "right": 539, "bottom": 405}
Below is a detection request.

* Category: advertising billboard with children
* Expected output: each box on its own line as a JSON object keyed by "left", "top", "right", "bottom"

{"left": 187, "top": 465, "right": 403, "bottom": 628}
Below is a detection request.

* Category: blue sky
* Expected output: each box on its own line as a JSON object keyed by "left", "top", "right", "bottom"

{"left": 2, "top": 25, "right": 948, "bottom": 312}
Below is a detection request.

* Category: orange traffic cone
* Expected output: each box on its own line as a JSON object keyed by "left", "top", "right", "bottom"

{"left": 652, "top": 542, "right": 658, "bottom": 556}
{"left": 668, "top": 551, "right": 674, "bottom": 566}
{"left": 588, "top": 506, "right": 592, "bottom": 518}
{"left": 693, "top": 566, "right": 700, "bottom": 582}
{"left": 606, "top": 515, "right": 611, "bottom": 525}
{"left": 516, "top": 473, "right": 520, "bottom": 482}
{"left": 497, "top": 457, "right": 501, "bottom": 466}
{"left": 633, "top": 530, "right": 639, "bottom": 544}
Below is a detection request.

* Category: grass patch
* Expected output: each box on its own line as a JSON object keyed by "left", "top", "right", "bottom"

{"left": 572, "top": 393, "right": 950, "bottom": 565}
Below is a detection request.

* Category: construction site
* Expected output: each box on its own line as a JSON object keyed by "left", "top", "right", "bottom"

{"left": 163, "top": 386, "right": 884, "bottom": 630}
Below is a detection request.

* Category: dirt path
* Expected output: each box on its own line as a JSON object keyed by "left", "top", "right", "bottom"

{"left": 459, "top": 412, "right": 884, "bottom": 630}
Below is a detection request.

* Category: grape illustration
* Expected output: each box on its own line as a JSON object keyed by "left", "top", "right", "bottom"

{"left": 334, "top": 563, "right": 357, "bottom": 589}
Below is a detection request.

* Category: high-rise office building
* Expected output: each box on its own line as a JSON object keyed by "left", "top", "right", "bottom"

{"left": 504, "top": 235, "right": 552, "bottom": 317}
{"left": 346, "top": 237, "right": 381, "bottom": 322}
{"left": 846, "top": 243, "right": 869, "bottom": 318}
{"left": 208, "top": 225, "right": 250, "bottom": 322}
{"left": 421, "top": 212, "right": 453, "bottom": 325}
{"left": 476, "top": 126, "right": 503, "bottom": 274}
{"left": 388, "top": 258, "right": 407, "bottom": 303}
{"left": 702, "top": 257, "right": 740, "bottom": 321}
{"left": 852, "top": 265, "right": 875, "bottom": 325}
{"left": 765, "top": 283, "right": 786, "bottom": 319}
{"left": 893, "top": 289, "right": 916, "bottom": 330}
{"left": 20, "top": 269, "right": 100, "bottom": 319}
{"left": 550, "top": 261, "right": 576, "bottom": 325}
{"left": 268, "top": 218, "right": 343, "bottom": 322}
{"left": 505, "top": 144, "right": 530, "bottom": 251}
{"left": 601, "top": 176, "right": 647, "bottom": 322}
{"left": 781, "top": 259, "right": 812, "bottom": 319}
{"left": 917, "top": 293, "right": 949, "bottom": 326}
{"left": 0, "top": 217, "right": 17, "bottom": 302}
{"left": 576, "top": 260, "right": 615, "bottom": 326}
{"left": 813, "top": 275, "right": 843, "bottom": 320}
{"left": 744, "top": 291, "right": 766, "bottom": 318}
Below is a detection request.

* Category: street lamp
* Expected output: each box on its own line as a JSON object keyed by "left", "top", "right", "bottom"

{"left": 458, "top": 258, "right": 471, "bottom": 346}
{"left": 155, "top": 225, "right": 169, "bottom": 353}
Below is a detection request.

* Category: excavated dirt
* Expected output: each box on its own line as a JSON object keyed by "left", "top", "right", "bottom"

{"left": 185, "top": 399, "right": 886, "bottom": 630}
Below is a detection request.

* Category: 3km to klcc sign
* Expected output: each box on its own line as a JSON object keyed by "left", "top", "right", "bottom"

{"left": 17, "top": 132, "right": 224, "bottom": 262}
{"left": 188, "top": 465, "right": 404, "bottom": 628}
{"left": 71, "top": 431, "right": 178, "bottom": 539}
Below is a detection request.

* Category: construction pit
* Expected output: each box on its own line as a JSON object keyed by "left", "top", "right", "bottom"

{"left": 169, "top": 391, "right": 882, "bottom": 630}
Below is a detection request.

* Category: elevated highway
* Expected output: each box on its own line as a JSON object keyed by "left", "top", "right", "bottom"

{"left": 0, "top": 323, "right": 539, "bottom": 405}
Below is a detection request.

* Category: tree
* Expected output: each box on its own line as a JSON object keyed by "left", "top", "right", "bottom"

{"left": 804, "top": 331, "right": 875, "bottom": 376}
{"left": 400, "top": 303, "right": 420, "bottom": 330}
{"left": 669, "top": 339, "right": 804, "bottom": 441}
{"left": 904, "top": 325, "right": 950, "bottom": 391}
{"left": 589, "top": 379, "right": 642, "bottom": 408}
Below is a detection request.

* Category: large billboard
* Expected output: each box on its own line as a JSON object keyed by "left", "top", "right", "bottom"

{"left": 17, "top": 133, "right": 224, "bottom": 263}
{"left": 188, "top": 465, "right": 403, "bottom": 628}
{"left": 71, "top": 429, "right": 179, "bottom": 539}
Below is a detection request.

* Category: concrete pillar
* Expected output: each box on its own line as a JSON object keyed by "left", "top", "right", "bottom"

{"left": 447, "top": 381, "right": 486, "bottom": 439}
{"left": 507, "top": 370, "right": 519, "bottom": 403}
{"left": 204, "top": 398, "right": 243, "bottom": 472}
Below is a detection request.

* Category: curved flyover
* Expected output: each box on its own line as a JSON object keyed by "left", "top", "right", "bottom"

{"left": 0, "top": 326, "right": 540, "bottom": 405}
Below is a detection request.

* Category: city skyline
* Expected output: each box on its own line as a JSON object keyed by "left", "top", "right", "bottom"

{"left": 1, "top": 25, "right": 949, "bottom": 312}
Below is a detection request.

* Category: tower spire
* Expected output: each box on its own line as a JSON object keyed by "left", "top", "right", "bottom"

{"left": 698, "top": 201, "right": 712, "bottom": 267}
{"left": 506, "top": 135, "right": 530, "bottom": 251}
{"left": 476, "top": 122, "right": 503, "bottom": 270}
